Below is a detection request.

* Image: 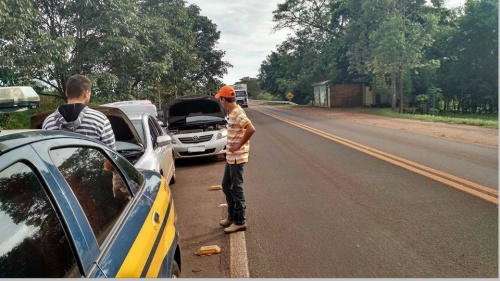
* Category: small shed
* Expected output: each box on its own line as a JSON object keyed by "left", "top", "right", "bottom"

{"left": 312, "top": 81, "right": 375, "bottom": 108}
{"left": 312, "top": 81, "right": 330, "bottom": 107}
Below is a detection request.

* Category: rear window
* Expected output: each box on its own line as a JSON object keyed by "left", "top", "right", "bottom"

{"left": 132, "top": 120, "right": 146, "bottom": 146}
{"left": 117, "top": 105, "right": 157, "bottom": 118}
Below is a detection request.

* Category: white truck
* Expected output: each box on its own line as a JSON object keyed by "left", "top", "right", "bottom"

{"left": 231, "top": 84, "right": 249, "bottom": 108}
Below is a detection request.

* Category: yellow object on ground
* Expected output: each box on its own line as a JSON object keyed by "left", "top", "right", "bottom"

{"left": 208, "top": 185, "right": 222, "bottom": 191}
{"left": 196, "top": 245, "right": 221, "bottom": 256}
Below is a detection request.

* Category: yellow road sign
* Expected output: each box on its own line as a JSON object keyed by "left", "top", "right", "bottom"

{"left": 286, "top": 92, "right": 294, "bottom": 101}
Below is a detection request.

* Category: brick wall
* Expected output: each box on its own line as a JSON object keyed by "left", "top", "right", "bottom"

{"left": 329, "top": 84, "right": 363, "bottom": 107}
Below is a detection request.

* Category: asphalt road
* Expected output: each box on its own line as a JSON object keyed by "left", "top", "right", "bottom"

{"left": 171, "top": 104, "right": 498, "bottom": 278}
{"left": 169, "top": 156, "right": 230, "bottom": 278}
{"left": 254, "top": 106, "right": 498, "bottom": 189}
{"left": 243, "top": 105, "right": 498, "bottom": 278}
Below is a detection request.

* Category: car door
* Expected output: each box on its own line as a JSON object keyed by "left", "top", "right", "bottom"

{"left": 0, "top": 144, "right": 97, "bottom": 278}
{"left": 148, "top": 116, "right": 174, "bottom": 181}
{"left": 37, "top": 137, "right": 177, "bottom": 277}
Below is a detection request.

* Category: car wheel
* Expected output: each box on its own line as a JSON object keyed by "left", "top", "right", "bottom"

{"left": 170, "top": 260, "right": 181, "bottom": 278}
{"left": 170, "top": 172, "right": 176, "bottom": 184}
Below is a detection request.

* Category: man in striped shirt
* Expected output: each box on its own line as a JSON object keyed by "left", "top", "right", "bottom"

{"left": 215, "top": 85, "right": 256, "bottom": 234}
{"left": 42, "top": 75, "right": 116, "bottom": 150}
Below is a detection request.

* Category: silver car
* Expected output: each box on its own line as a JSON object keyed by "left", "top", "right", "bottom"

{"left": 126, "top": 111, "right": 176, "bottom": 183}
{"left": 103, "top": 107, "right": 176, "bottom": 184}
{"left": 164, "top": 95, "right": 227, "bottom": 159}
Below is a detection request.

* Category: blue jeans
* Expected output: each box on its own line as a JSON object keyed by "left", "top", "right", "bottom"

{"left": 222, "top": 163, "right": 246, "bottom": 225}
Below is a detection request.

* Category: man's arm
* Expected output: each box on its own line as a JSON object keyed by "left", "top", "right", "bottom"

{"left": 228, "top": 123, "right": 255, "bottom": 152}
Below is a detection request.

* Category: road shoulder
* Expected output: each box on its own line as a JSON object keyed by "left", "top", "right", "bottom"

{"left": 170, "top": 157, "right": 230, "bottom": 278}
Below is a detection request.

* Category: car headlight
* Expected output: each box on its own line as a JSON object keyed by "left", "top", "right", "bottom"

{"left": 169, "top": 135, "right": 176, "bottom": 144}
{"left": 217, "top": 129, "right": 227, "bottom": 140}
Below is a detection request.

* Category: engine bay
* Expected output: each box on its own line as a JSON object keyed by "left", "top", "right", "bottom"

{"left": 168, "top": 122, "right": 226, "bottom": 135}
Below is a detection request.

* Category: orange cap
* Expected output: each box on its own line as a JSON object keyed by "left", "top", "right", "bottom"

{"left": 215, "top": 85, "right": 236, "bottom": 98}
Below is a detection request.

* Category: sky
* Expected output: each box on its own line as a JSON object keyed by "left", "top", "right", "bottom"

{"left": 186, "top": 0, "right": 467, "bottom": 85}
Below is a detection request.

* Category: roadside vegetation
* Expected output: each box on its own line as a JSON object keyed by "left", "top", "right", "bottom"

{"left": 1, "top": 0, "right": 230, "bottom": 105}
{"left": 0, "top": 96, "right": 63, "bottom": 130}
{"left": 369, "top": 109, "right": 498, "bottom": 129}
{"left": 255, "top": 0, "right": 497, "bottom": 117}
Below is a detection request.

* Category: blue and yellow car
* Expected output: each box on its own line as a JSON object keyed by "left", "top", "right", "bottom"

{"left": 0, "top": 130, "right": 181, "bottom": 278}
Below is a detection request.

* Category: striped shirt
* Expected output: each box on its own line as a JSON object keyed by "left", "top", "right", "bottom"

{"left": 226, "top": 105, "right": 251, "bottom": 164}
{"left": 43, "top": 106, "right": 116, "bottom": 150}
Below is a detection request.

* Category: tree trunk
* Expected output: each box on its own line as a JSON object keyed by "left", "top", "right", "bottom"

{"left": 399, "top": 69, "right": 404, "bottom": 113}
{"left": 391, "top": 73, "right": 397, "bottom": 110}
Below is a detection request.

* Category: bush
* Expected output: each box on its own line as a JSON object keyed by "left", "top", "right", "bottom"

{"left": 428, "top": 108, "right": 439, "bottom": 115}
{"left": 256, "top": 92, "right": 277, "bottom": 101}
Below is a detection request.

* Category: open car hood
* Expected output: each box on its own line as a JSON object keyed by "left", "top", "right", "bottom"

{"left": 163, "top": 95, "right": 226, "bottom": 125}
{"left": 30, "top": 106, "right": 144, "bottom": 149}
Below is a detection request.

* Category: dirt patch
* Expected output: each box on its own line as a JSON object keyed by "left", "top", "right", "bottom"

{"left": 277, "top": 106, "right": 498, "bottom": 148}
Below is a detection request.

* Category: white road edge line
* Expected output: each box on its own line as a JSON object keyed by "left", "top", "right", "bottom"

{"left": 230, "top": 231, "right": 250, "bottom": 278}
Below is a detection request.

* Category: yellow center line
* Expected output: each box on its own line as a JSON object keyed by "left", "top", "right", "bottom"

{"left": 252, "top": 107, "right": 498, "bottom": 205}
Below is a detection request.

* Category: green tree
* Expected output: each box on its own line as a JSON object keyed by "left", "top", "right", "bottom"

{"left": 0, "top": 0, "right": 139, "bottom": 100}
{"left": 0, "top": 0, "right": 230, "bottom": 105}
{"left": 347, "top": 0, "right": 439, "bottom": 112}
{"left": 262, "top": 0, "right": 355, "bottom": 104}
{"left": 448, "top": 0, "right": 498, "bottom": 113}
{"left": 187, "top": 5, "right": 231, "bottom": 96}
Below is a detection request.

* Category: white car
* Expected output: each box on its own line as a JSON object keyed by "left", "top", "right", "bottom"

{"left": 164, "top": 95, "right": 227, "bottom": 159}
{"left": 103, "top": 100, "right": 158, "bottom": 119}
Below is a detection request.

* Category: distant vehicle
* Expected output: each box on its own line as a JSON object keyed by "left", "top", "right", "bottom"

{"left": 102, "top": 100, "right": 158, "bottom": 119}
{"left": 164, "top": 95, "right": 227, "bottom": 159}
{"left": 231, "top": 84, "right": 249, "bottom": 108}
{"left": 0, "top": 86, "right": 40, "bottom": 113}
{"left": 32, "top": 106, "right": 176, "bottom": 184}
{"left": 0, "top": 130, "right": 181, "bottom": 278}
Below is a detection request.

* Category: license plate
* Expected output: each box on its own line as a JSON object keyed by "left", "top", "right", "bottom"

{"left": 188, "top": 146, "right": 205, "bottom": 153}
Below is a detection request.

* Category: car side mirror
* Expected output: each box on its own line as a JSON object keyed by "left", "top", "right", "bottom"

{"left": 157, "top": 135, "right": 172, "bottom": 147}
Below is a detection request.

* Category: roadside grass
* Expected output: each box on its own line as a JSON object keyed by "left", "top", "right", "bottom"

{"left": 0, "top": 95, "right": 63, "bottom": 129}
{"left": 369, "top": 108, "right": 498, "bottom": 129}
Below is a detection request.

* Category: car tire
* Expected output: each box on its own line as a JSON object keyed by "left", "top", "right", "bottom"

{"left": 170, "top": 172, "right": 176, "bottom": 185}
{"left": 170, "top": 260, "right": 181, "bottom": 278}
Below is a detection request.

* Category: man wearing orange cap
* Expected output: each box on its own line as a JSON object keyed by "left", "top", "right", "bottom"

{"left": 215, "top": 85, "right": 256, "bottom": 233}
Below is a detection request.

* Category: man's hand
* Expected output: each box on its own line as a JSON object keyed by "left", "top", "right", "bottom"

{"left": 227, "top": 142, "right": 240, "bottom": 152}
{"left": 227, "top": 123, "right": 255, "bottom": 152}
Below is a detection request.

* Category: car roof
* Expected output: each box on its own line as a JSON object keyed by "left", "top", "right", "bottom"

{"left": 0, "top": 130, "right": 96, "bottom": 154}
{"left": 102, "top": 100, "right": 157, "bottom": 118}
{"left": 102, "top": 100, "right": 153, "bottom": 106}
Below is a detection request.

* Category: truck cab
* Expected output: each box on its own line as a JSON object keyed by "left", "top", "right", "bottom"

{"left": 231, "top": 84, "right": 249, "bottom": 108}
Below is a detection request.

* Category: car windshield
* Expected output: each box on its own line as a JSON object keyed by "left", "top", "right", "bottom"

{"left": 170, "top": 115, "right": 224, "bottom": 125}
{"left": 235, "top": 90, "right": 246, "bottom": 97}
{"left": 131, "top": 120, "right": 146, "bottom": 146}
